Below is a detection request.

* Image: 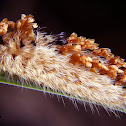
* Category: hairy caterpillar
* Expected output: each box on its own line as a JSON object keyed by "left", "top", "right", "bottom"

{"left": 0, "top": 14, "right": 126, "bottom": 114}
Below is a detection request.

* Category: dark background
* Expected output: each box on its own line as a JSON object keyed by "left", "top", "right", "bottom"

{"left": 0, "top": 0, "right": 126, "bottom": 126}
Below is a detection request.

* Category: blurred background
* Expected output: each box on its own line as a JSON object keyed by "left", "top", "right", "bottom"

{"left": 0, "top": 0, "right": 126, "bottom": 126}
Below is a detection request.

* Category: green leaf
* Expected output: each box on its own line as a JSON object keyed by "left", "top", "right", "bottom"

{"left": 0, "top": 70, "right": 126, "bottom": 114}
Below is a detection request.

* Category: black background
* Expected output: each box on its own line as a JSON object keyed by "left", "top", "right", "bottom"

{"left": 0, "top": 0, "right": 126, "bottom": 126}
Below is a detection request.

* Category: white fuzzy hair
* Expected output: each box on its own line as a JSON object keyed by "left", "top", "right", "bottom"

{"left": 0, "top": 31, "right": 126, "bottom": 114}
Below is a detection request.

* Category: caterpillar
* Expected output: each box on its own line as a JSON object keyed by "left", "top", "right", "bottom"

{"left": 0, "top": 14, "right": 126, "bottom": 114}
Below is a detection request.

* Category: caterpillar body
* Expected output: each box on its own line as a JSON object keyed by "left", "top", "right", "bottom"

{"left": 0, "top": 14, "right": 126, "bottom": 114}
